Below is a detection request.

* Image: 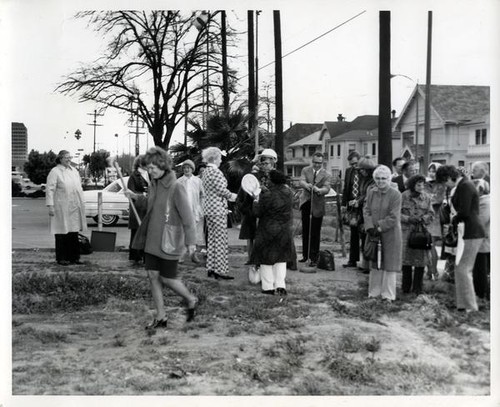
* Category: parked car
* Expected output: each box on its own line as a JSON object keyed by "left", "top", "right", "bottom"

{"left": 83, "top": 177, "right": 130, "bottom": 226}
{"left": 18, "top": 177, "right": 46, "bottom": 195}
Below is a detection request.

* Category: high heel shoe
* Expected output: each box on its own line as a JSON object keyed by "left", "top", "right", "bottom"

{"left": 213, "top": 271, "right": 234, "bottom": 280}
{"left": 207, "top": 270, "right": 215, "bottom": 278}
{"left": 186, "top": 298, "right": 198, "bottom": 322}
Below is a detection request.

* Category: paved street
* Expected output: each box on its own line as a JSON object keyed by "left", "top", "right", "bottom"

{"left": 12, "top": 198, "right": 254, "bottom": 250}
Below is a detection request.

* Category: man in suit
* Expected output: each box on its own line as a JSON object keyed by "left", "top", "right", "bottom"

{"left": 341, "top": 151, "right": 362, "bottom": 268}
{"left": 299, "top": 152, "right": 332, "bottom": 266}
{"left": 392, "top": 160, "right": 417, "bottom": 193}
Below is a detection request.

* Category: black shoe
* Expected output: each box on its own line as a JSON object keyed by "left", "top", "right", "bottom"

{"left": 309, "top": 262, "right": 317, "bottom": 268}
{"left": 145, "top": 318, "right": 168, "bottom": 330}
{"left": 207, "top": 270, "right": 215, "bottom": 278}
{"left": 343, "top": 262, "right": 357, "bottom": 268}
{"left": 262, "top": 289, "right": 275, "bottom": 295}
{"left": 57, "top": 260, "right": 71, "bottom": 266}
{"left": 276, "top": 288, "right": 287, "bottom": 296}
{"left": 186, "top": 299, "right": 198, "bottom": 323}
{"left": 213, "top": 272, "right": 234, "bottom": 280}
{"left": 362, "top": 269, "right": 370, "bottom": 274}
{"left": 72, "top": 260, "right": 85, "bottom": 265}
{"left": 299, "top": 257, "right": 308, "bottom": 263}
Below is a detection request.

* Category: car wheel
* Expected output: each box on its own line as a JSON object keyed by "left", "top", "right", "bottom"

{"left": 93, "top": 215, "right": 119, "bottom": 226}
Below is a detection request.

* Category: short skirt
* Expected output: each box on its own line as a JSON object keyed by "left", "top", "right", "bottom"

{"left": 145, "top": 253, "right": 178, "bottom": 279}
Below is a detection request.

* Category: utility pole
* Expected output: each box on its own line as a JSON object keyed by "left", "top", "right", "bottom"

{"left": 247, "top": 11, "right": 255, "bottom": 134}
{"left": 221, "top": 10, "right": 229, "bottom": 113}
{"left": 254, "top": 10, "right": 261, "bottom": 155}
{"left": 128, "top": 98, "right": 144, "bottom": 156}
{"left": 423, "top": 11, "right": 433, "bottom": 171}
{"left": 87, "top": 109, "right": 103, "bottom": 153}
{"left": 274, "top": 11, "right": 284, "bottom": 172}
{"left": 205, "top": 16, "right": 210, "bottom": 128}
{"left": 378, "top": 11, "right": 392, "bottom": 167}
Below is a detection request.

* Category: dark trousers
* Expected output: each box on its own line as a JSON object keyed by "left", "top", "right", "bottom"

{"left": 301, "top": 201, "right": 323, "bottom": 262}
{"left": 55, "top": 232, "right": 80, "bottom": 263}
{"left": 129, "top": 228, "right": 145, "bottom": 262}
{"left": 348, "top": 225, "right": 360, "bottom": 263}
{"left": 473, "top": 252, "right": 490, "bottom": 299}
{"left": 402, "top": 265, "right": 424, "bottom": 294}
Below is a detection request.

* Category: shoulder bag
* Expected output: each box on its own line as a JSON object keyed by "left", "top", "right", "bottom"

{"left": 161, "top": 187, "right": 185, "bottom": 256}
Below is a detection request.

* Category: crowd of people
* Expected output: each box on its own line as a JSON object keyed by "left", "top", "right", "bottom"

{"left": 45, "top": 146, "right": 491, "bottom": 330}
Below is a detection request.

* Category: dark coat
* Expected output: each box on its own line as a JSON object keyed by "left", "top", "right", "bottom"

{"left": 127, "top": 170, "right": 149, "bottom": 230}
{"left": 235, "top": 187, "right": 257, "bottom": 240}
{"left": 342, "top": 166, "right": 360, "bottom": 206}
{"left": 451, "top": 178, "right": 485, "bottom": 240}
{"left": 392, "top": 175, "right": 406, "bottom": 193}
{"left": 250, "top": 184, "right": 294, "bottom": 265}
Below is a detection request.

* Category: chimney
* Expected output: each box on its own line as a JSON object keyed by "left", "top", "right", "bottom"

{"left": 337, "top": 114, "right": 345, "bottom": 122}
{"left": 391, "top": 109, "right": 396, "bottom": 119}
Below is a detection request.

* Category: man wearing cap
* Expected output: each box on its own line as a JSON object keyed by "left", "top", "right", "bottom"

{"left": 299, "top": 152, "right": 332, "bottom": 266}
{"left": 177, "top": 159, "right": 205, "bottom": 259}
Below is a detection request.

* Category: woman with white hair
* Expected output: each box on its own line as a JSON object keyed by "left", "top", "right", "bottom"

{"left": 363, "top": 165, "right": 402, "bottom": 302}
{"left": 201, "top": 147, "right": 237, "bottom": 280}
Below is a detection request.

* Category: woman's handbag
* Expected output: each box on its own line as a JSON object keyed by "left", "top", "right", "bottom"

{"left": 364, "top": 234, "right": 379, "bottom": 263}
{"left": 443, "top": 224, "right": 458, "bottom": 248}
{"left": 317, "top": 250, "right": 335, "bottom": 271}
{"left": 161, "top": 191, "right": 185, "bottom": 256}
{"left": 408, "top": 222, "right": 433, "bottom": 250}
{"left": 342, "top": 208, "right": 360, "bottom": 227}
{"left": 248, "top": 266, "right": 261, "bottom": 284}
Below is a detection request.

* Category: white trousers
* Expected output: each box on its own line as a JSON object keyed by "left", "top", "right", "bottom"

{"left": 368, "top": 269, "right": 397, "bottom": 301}
{"left": 260, "top": 262, "right": 287, "bottom": 291}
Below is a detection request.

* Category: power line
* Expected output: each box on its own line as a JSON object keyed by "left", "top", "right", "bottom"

{"left": 239, "top": 10, "right": 367, "bottom": 80}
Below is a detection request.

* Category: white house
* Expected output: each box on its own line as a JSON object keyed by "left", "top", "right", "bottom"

{"left": 284, "top": 130, "right": 322, "bottom": 178}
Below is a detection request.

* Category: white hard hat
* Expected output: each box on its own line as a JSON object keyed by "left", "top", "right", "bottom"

{"left": 260, "top": 148, "right": 278, "bottom": 161}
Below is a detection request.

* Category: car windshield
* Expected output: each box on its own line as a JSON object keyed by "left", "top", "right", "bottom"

{"left": 106, "top": 182, "right": 123, "bottom": 193}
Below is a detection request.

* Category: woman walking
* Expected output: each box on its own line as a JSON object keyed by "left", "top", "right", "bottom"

{"left": 129, "top": 147, "right": 198, "bottom": 329}
{"left": 400, "top": 174, "right": 434, "bottom": 295}
{"left": 363, "top": 165, "right": 402, "bottom": 302}
{"left": 46, "top": 150, "right": 87, "bottom": 265}
{"left": 201, "top": 147, "right": 237, "bottom": 280}
{"left": 249, "top": 170, "right": 294, "bottom": 296}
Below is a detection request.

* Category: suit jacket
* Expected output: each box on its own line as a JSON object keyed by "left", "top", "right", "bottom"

{"left": 299, "top": 166, "right": 331, "bottom": 217}
{"left": 341, "top": 166, "right": 361, "bottom": 206}
{"left": 392, "top": 175, "right": 406, "bottom": 193}
{"left": 451, "top": 178, "right": 485, "bottom": 239}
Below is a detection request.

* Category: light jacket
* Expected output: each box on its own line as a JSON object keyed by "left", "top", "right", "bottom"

{"left": 46, "top": 164, "right": 87, "bottom": 234}
{"left": 299, "top": 166, "right": 332, "bottom": 217}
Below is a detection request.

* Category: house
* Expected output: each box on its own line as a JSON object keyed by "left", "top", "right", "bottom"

{"left": 283, "top": 123, "right": 323, "bottom": 152}
{"left": 393, "top": 85, "right": 490, "bottom": 169}
{"left": 284, "top": 130, "right": 322, "bottom": 178}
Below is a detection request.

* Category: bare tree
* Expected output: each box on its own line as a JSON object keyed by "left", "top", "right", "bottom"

{"left": 56, "top": 10, "right": 239, "bottom": 149}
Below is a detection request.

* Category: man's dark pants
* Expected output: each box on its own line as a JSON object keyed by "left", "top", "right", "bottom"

{"left": 301, "top": 200, "right": 323, "bottom": 262}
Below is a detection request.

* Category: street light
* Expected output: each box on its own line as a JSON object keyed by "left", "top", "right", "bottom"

{"left": 391, "top": 74, "right": 421, "bottom": 172}
{"left": 114, "top": 133, "right": 119, "bottom": 156}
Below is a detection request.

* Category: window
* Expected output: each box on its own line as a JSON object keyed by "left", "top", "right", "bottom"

{"left": 292, "top": 149, "right": 295, "bottom": 158}
{"left": 330, "top": 145, "right": 334, "bottom": 157}
{"left": 337, "top": 144, "right": 341, "bottom": 157}
{"left": 476, "top": 129, "right": 488, "bottom": 145}
{"left": 348, "top": 144, "right": 356, "bottom": 153}
{"left": 372, "top": 143, "right": 376, "bottom": 156}
{"left": 302, "top": 147, "right": 306, "bottom": 156}
{"left": 286, "top": 167, "right": 293, "bottom": 176}
{"left": 363, "top": 143, "right": 368, "bottom": 156}
{"left": 308, "top": 146, "right": 316, "bottom": 156}
{"left": 458, "top": 160, "right": 465, "bottom": 167}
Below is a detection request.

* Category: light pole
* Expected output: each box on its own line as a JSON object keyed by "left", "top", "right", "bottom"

{"left": 391, "top": 74, "right": 421, "bottom": 172}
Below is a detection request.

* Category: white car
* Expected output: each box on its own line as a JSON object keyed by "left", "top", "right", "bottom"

{"left": 83, "top": 177, "right": 130, "bottom": 226}
{"left": 20, "top": 178, "right": 46, "bottom": 194}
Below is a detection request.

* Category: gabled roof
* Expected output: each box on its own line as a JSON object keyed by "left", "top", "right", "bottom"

{"left": 283, "top": 123, "right": 323, "bottom": 146}
{"left": 332, "top": 129, "right": 378, "bottom": 142}
{"left": 320, "top": 115, "right": 379, "bottom": 140}
{"left": 394, "top": 85, "right": 490, "bottom": 128}
{"left": 288, "top": 130, "right": 322, "bottom": 148}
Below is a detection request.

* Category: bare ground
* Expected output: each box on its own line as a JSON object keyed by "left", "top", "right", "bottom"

{"left": 11, "top": 248, "right": 490, "bottom": 395}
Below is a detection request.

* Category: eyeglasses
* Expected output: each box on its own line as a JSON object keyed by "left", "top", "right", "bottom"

{"left": 63, "top": 156, "right": 73, "bottom": 159}
{"left": 374, "top": 177, "right": 388, "bottom": 181}
{"left": 312, "top": 161, "right": 322, "bottom": 164}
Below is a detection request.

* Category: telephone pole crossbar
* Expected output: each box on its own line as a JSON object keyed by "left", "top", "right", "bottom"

{"left": 87, "top": 110, "right": 104, "bottom": 153}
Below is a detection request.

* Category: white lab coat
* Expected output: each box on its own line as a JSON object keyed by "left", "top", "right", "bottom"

{"left": 46, "top": 164, "right": 87, "bottom": 234}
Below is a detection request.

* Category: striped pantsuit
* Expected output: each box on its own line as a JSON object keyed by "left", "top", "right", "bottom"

{"left": 206, "top": 215, "right": 229, "bottom": 275}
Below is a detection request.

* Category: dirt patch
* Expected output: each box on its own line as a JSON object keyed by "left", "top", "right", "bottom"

{"left": 11, "top": 249, "right": 490, "bottom": 395}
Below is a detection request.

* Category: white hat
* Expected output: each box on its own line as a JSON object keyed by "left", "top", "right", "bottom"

{"left": 260, "top": 148, "right": 278, "bottom": 161}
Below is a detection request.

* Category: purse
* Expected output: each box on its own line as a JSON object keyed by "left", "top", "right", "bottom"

{"left": 248, "top": 266, "right": 261, "bottom": 284}
{"left": 408, "top": 222, "right": 433, "bottom": 250}
{"left": 317, "top": 250, "right": 335, "bottom": 271}
{"left": 161, "top": 189, "right": 185, "bottom": 256}
{"left": 443, "top": 224, "right": 458, "bottom": 248}
{"left": 364, "top": 234, "right": 379, "bottom": 263}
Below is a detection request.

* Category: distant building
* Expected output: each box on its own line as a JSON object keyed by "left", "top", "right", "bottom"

{"left": 284, "top": 130, "right": 322, "bottom": 178}
{"left": 283, "top": 123, "right": 323, "bottom": 153}
{"left": 393, "top": 85, "right": 490, "bottom": 169}
{"left": 12, "top": 122, "right": 28, "bottom": 171}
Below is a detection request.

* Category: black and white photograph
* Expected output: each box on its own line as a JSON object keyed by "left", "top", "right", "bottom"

{"left": 2, "top": 0, "right": 498, "bottom": 406}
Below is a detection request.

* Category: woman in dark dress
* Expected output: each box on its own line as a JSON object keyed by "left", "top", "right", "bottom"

{"left": 250, "top": 170, "right": 294, "bottom": 296}
{"left": 127, "top": 155, "right": 149, "bottom": 264}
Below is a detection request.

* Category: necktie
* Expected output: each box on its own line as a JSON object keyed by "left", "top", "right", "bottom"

{"left": 352, "top": 170, "right": 359, "bottom": 198}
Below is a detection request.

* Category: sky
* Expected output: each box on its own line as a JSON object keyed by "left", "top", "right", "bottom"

{"left": 2, "top": 0, "right": 498, "bottom": 162}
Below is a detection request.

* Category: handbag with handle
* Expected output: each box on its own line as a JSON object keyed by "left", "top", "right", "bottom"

{"left": 408, "top": 222, "right": 433, "bottom": 250}
{"left": 364, "top": 234, "right": 379, "bottom": 263}
{"left": 317, "top": 249, "right": 335, "bottom": 271}
{"left": 161, "top": 187, "right": 185, "bottom": 256}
